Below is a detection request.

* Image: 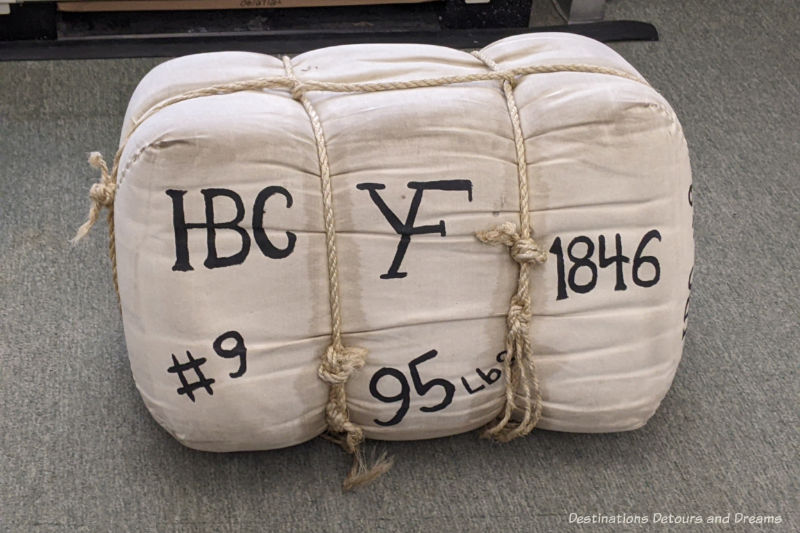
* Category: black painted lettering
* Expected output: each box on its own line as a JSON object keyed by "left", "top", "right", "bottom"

{"left": 166, "top": 188, "right": 251, "bottom": 271}
{"left": 252, "top": 186, "right": 296, "bottom": 259}
{"left": 409, "top": 350, "right": 455, "bottom": 413}
{"left": 368, "top": 348, "right": 504, "bottom": 424}
{"left": 682, "top": 266, "right": 693, "bottom": 339}
{"left": 567, "top": 236, "right": 598, "bottom": 294}
{"left": 167, "top": 351, "right": 215, "bottom": 402}
{"left": 369, "top": 367, "right": 410, "bottom": 427}
{"left": 357, "top": 180, "right": 473, "bottom": 279}
{"left": 599, "top": 233, "right": 629, "bottom": 291}
{"left": 550, "top": 231, "right": 662, "bottom": 299}
{"left": 632, "top": 229, "right": 662, "bottom": 287}
{"left": 549, "top": 237, "right": 569, "bottom": 300}
{"left": 201, "top": 188, "right": 251, "bottom": 269}
{"left": 461, "top": 376, "right": 486, "bottom": 395}
{"left": 212, "top": 330, "right": 247, "bottom": 378}
{"left": 476, "top": 367, "right": 501, "bottom": 385}
{"left": 166, "top": 189, "right": 202, "bottom": 271}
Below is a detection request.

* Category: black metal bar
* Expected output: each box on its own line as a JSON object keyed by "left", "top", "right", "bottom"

{"left": 0, "top": 21, "right": 657, "bottom": 61}
{"left": 0, "top": 4, "right": 57, "bottom": 41}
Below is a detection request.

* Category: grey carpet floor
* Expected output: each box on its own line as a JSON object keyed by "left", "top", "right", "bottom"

{"left": 1, "top": 1, "right": 797, "bottom": 531}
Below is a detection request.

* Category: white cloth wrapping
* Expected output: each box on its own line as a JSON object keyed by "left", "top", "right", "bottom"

{"left": 113, "top": 33, "right": 693, "bottom": 451}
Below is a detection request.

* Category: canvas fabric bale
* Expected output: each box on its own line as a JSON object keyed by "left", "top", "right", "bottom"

{"left": 77, "top": 33, "right": 693, "bottom": 458}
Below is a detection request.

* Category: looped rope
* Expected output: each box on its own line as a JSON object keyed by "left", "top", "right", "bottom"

{"left": 318, "top": 344, "right": 367, "bottom": 385}
{"left": 289, "top": 81, "right": 309, "bottom": 101}
{"left": 89, "top": 181, "right": 115, "bottom": 207}
{"left": 506, "top": 293, "right": 533, "bottom": 351}
{"left": 476, "top": 222, "right": 547, "bottom": 265}
{"left": 498, "top": 70, "right": 519, "bottom": 87}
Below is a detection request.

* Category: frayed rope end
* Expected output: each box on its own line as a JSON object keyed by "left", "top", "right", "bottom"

{"left": 342, "top": 447, "right": 394, "bottom": 491}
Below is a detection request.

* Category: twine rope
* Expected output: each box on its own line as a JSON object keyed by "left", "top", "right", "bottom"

{"left": 282, "top": 57, "right": 393, "bottom": 490}
{"left": 471, "top": 50, "right": 548, "bottom": 441}
{"left": 73, "top": 152, "right": 121, "bottom": 298}
{"left": 73, "top": 53, "right": 648, "bottom": 486}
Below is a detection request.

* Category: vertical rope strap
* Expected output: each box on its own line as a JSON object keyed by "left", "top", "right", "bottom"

{"left": 471, "top": 50, "right": 547, "bottom": 442}
{"left": 282, "top": 57, "right": 393, "bottom": 490}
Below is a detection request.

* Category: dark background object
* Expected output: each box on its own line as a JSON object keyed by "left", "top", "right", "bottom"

{"left": 0, "top": 0, "right": 657, "bottom": 60}
{"left": 0, "top": 3, "right": 57, "bottom": 41}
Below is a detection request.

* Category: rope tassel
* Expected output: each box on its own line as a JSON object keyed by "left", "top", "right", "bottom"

{"left": 318, "top": 343, "right": 394, "bottom": 490}
{"left": 476, "top": 223, "right": 546, "bottom": 442}
{"left": 73, "top": 152, "right": 116, "bottom": 244}
{"left": 73, "top": 151, "right": 121, "bottom": 299}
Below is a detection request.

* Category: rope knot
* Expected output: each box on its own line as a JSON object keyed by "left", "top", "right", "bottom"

{"left": 510, "top": 236, "right": 546, "bottom": 264}
{"left": 87, "top": 151, "right": 115, "bottom": 205}
{"left": 289, "top": 81, "right": 309, "bottom": 101}
{"left": 89, "top": 181, "right": 116, "bottom": 207}
{"left": 316, "top": 342, "right": 392, "bottom": 490}
{"left": 318, "top": 344, "right": 368, "bottom": 385}
{"left": 72, "top": 152, "right": 116, "bottom": 244}
{"left": 476, "top": 222, "right": 547, "bottom": 265}
{"left": 507, "top": 294, "right": 531, "bottom": 333}
{"left": 281, "top": 55, "right": 312, "bottom": 101}
{"left": 499, "top": 71, "right": 518, "bottom": 88}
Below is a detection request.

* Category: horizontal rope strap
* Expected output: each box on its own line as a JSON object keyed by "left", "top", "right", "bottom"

{"left": 76, "top": 59, "right": 647, "bottom": 256}
{"left": 133, "top": 63, "right": 647, "bottom": 129}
